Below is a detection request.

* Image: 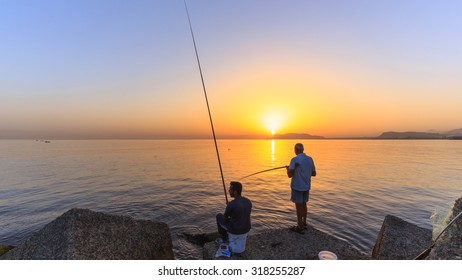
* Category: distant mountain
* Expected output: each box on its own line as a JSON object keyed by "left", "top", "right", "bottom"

{"left": 376, "top": 128, "right": 462, "bottom": 139}
{"left": 445, "top": 128, "right": 462, "bottom": 136}
{"left": 273, "top": 133, "right": 325, "bottom": 139}
{"left": 377, "top": 131, "right": 444, "bottom": 139}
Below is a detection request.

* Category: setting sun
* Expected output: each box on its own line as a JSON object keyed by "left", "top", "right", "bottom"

{"left": 262, "top": 112, "right": 284, "bottom": 136}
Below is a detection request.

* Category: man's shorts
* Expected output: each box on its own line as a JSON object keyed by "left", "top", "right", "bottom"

{"left": 291, "top": 189, "right": 310, "bottom": 203}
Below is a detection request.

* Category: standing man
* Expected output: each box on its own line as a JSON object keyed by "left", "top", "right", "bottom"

{"left": 216, "top": 181, "right": 252, "bottom": 242}
{"left": 286, "top": 143, "right": 316, "bottom": 234}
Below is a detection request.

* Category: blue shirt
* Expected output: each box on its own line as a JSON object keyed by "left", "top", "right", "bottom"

{"left": 289, "top": 153, "right": 316, "bottom": 191}
{"left": 223, "top": 196, "right": 252, "bottom": 234}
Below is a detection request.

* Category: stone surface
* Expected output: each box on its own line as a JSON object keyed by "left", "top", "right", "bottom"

{"left": 430, "top": 197, "right": 462, "bottom": 260}
{"left": 0, "top": 245, "right": 15, "bottom": 257}
{"left": 203, "top": 225, "right": 368, "bottom": 260}
{"left": 1, "top": 208, "right": 174, "bottom": 260}
{"left": 183, "top": 231, "right": 221, "bottom": 246}
{"left": 372, "top": 215, "right": 432, "bottom": 260}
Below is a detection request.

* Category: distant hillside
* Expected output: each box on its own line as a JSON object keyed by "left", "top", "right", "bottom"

{"left": 445, "top": 128, "right": 462, "bottom": 136}
{"left": 273, "top": 133, "right": 325, "bottom": 139}
{"left": 377, "top": 131, "right": 444, "bottom": 139}
{"left": 377, "top": 128, "right": 462, "bottom": 139}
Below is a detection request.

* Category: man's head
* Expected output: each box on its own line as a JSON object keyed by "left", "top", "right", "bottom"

{"left": 229, "top": 181, "right": 243, "bottom": 198}
{"left": 294, "top": 143, "right": 304, "bottom": 155}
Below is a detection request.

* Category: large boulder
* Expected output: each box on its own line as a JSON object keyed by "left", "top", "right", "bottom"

{"left": 203, "top": 225, "right": 368, "bottom": 260}
{"left": 1, "top": 208, "right": 174, "bottom": 260}
{"left": 372, "top": 215, "right": 432, "bottom": 260}
{"left": 430, "top": 197, "right": 462, "bottom": 260}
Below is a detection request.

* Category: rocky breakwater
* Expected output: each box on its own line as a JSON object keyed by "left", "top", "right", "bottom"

{"left": 372, "top": 215, "right": 432, "bottom": 260}
{"left": 203, "top": 225, "right": 368, "bottom": 260}
{"left": 204, "top": 196, "right": 462, "bottom": 260}
{"left": 372, "top": 196, "right": 462, "bottom": 260}
{"left": 1, "top": 208, "right": 174, "bottom": 260}
{"left": 430, "top": 197, "right": 462, "bottom": 260}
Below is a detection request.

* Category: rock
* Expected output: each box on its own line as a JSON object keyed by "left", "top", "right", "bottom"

{"left": 372, "top": 215, "right": 432, "bottom": 260}
{"left": 1, "top": 208, "right": 174, "bottom": 260}
{"left": 203, "top": 225, "right": 368, "bottom": 260}
{"left": 430, "top": 197, "right": 462, "bottom": 260}
{"left": 0, "top": 245, "right": 15, "bottom": 257}
{"left": 183, "top": 231, "right": 221, "bottom": 246}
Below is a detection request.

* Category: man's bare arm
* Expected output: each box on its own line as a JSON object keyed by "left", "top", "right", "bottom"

{"left": 286, "top": 166, "right": 295, "bottom": 178}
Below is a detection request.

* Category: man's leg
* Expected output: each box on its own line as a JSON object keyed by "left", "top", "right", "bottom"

{"left": 302, "top": 202, "right": 307, "bottom": 226}
{"left": 295, "top": 203, "right": 304, "bottom": 228}
{"left": 216, "top": 213, "right": 228, "bottom": 241}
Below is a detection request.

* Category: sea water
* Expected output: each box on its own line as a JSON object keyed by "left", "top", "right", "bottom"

{"left": 1, "top": 139, "right": 461, "bottom": 259}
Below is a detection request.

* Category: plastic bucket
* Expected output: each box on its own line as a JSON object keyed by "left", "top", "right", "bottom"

{"left": 228, "top": 232, "right": 248, "bottom": 253}
{"left": 318, "top": 251, "right": 338, "bottom": 260}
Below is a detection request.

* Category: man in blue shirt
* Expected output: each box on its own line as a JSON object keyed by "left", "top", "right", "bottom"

{"left": 286, "top": 143, "right": 316, "bottom": 234}
{"left": 216, "top": 181, "right": 252, "bottom": 241}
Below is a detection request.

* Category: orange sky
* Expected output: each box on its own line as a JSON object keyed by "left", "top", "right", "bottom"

{"left": 1, "top": 1, "right": 462, "bottom": 139}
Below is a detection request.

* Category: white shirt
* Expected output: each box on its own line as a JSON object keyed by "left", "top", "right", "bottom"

{"left": 289, "top": 153, "right": 316, "bottom": 191}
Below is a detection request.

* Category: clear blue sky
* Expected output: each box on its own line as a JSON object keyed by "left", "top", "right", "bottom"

{"left": 1, "top": 0, "right": 462, "bottom": 139}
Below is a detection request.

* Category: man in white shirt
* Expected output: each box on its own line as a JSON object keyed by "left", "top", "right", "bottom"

{"left": 286, "top": 143, "right": 316, "bottom": 234}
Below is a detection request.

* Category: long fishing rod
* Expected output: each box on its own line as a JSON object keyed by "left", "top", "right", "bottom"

{"left": 184, "top": 0, "right": 228, "bottom": 205}
{"left": 240, "top": 166, "right": 288, "bottom": 180}
{"left": 414, "top": 209, "right": 462, "bottom": 260}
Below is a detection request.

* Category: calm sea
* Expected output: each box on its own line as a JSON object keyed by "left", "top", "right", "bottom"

{"left": 1, "top": 139, "right": 461, "bottom": 259}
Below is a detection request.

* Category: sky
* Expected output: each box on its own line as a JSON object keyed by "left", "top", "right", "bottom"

{"left": 1, "top": 0, "right": 462, "bottom": 139}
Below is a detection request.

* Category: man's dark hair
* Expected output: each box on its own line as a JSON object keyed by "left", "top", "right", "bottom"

{"left": 230, "top": 181, "right": 243, "bottom": 195}
{"left": 295, "top": 143, "right": 304, "bottom": 152}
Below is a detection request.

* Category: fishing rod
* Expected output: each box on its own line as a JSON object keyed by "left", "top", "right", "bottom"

{"left": 240, "top": 166, "right": 288, "bottom": 180}
{"left": 184, "top": 0, "right": 228, "bottom": 205}
{"left": 414, "top": 210, "right": 462, "bottom": 260}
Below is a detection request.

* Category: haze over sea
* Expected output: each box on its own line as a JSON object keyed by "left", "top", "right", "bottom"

{"left": 1, "top": 139, "right": 461, "bottom": 259}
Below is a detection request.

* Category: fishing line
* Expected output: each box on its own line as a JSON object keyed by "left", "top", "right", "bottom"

{"left": 184, "top": 0, "right": 228, "bottom": 204}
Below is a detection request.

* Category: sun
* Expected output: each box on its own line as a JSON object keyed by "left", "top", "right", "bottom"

{"left": 263, "top": 114, "right": 282, "bottom": 136}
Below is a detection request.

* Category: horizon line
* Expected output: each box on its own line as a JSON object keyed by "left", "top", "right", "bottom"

{"left": 2, "top": 137, "right": 456, "bottom": 141}
{"left": 2, "top": 129, "right": 461, "bottom": 141}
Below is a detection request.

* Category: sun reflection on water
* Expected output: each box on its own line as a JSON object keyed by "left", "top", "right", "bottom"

{"left": 271, "top": 139, "right": 275, "bottom": 162}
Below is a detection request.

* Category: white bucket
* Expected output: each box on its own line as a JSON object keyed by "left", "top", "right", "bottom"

{"left": 318, "top": 251, "right": 338, "bottom": 260}
{"left": 228, "top": 232, "right": 248, "bottom": 253}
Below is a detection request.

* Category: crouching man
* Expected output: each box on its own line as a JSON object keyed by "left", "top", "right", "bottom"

{"left": 216, "top": 181, "right": 252, "bottom": 243}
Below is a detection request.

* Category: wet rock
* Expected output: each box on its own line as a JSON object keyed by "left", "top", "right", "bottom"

{"left": 430, "top": 197, "right": 462, "bottom": 260}
{"left": 372, "top": 215, "right": 432, "bottom": 260}
{"left": 1, "top": 208, "right": 174, "bottom": 260}
{"left": 183, "top": 231, "right": 221, "bottom": 246}
{"left": 203, "top": 225, "right": 368, "bottom": 260}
